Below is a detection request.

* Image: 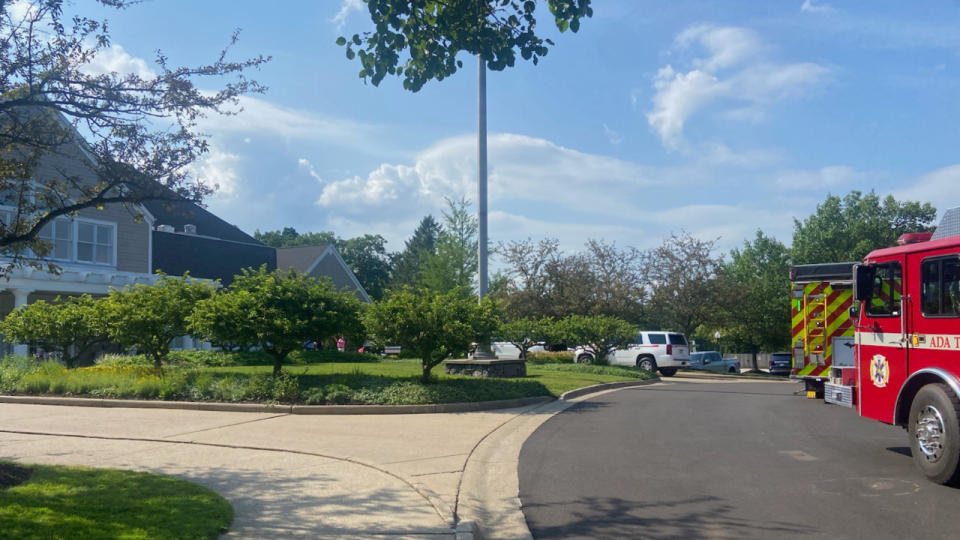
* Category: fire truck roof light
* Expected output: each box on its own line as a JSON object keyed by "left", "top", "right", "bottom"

{"left": 897, "top": 232, "right": 934, "bottom": 245}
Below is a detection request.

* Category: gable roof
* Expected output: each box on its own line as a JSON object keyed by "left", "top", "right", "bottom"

{"left": 276, "top": 244, "right": 331, "bottom": 273}
{"left": 276, "top": 244, "right": 371, "bottom": 303}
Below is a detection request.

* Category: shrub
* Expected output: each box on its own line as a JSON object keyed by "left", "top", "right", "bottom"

{"left": 302, "top": 387, "right": 325, "bottom": 405}
{"left": 95, "top": 354, "right": 152, "bottom": 367}
{"left": 272, "top": 373, "right": 299, "bottom": 403}
{"left": 323, "top": 383, "right": 353, "bottom": 404}
{"left": 527, "top": 351, "right": 574, "bottom": 364}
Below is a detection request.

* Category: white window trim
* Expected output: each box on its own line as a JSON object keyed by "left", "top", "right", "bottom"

{"left": 72, "top": 216, "right": 117, "bottom": 268}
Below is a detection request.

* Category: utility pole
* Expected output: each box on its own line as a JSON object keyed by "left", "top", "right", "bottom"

{"left": 477, "top": 56, "right": 488, "bottom": 300}
{"left": 473, "top": 55, "right": 496, "bottom": 359}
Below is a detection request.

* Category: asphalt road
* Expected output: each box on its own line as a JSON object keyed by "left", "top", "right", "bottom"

{"left": 519, "top": 377, "right": 960, "bottom": 540}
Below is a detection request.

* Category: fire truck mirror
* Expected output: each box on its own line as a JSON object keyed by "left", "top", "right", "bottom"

{"left": 853, "top": 264, "right": 874, "bottom": 302}
{"left": 848, "top": 305, "right": 860, "bottom": 319}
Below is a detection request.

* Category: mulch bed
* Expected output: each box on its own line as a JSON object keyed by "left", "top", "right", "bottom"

{"left": 0, "top": 462, "right": 32, "bottom": 489}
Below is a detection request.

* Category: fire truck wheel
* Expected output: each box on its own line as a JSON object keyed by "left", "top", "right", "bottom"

{"left": 908, "top": 383, "right": 960, "bottom": 486}
{"left": 636, "top": 356, "right": 656, "bottom": 373}
{"left": 659, "top": 368, "right": 677, "bottom": 377}
{"left": 577, "top": 354, "right": 593, "bottom": 364}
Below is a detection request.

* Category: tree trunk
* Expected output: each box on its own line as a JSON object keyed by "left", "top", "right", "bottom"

{"left": 272, "top": 355, "right": 284, "bottom": 376}
{"left": 751, "top": 351, "right": 759, "bottom": 373}
{"left": 422, "top": 361, "right": 432, "bottom": 383}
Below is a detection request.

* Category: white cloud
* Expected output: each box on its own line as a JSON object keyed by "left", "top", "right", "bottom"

{"left": 698, "top": 141, "right": 783, "bottom": 168}
{"left": 801, "top": 0, "right": 835, "bottom": 14}
{"left": 892, "top": 164, "right": 960, "bottom": 206}
{"left": 602, "top": 124, "right": 623, "bottom": 145}
{"left": 298, "top": 158, "right": 325, "bottom": 183}
{"left": 81, "top": 44, "right": 156, "bottom": 79}
{"left": 774, "top": 165, "right": 866, "bottom": 190}
{"left": 190, "top": 146, "right": 242, "bottom": 199}
{"left": 317, "top": 133, "right": 658, "bottom": 218}
{"left": 199, "top": 95, "right": 376, "bottom": 147}
{"left": 331, "top": 0, "right": 364, "bottom": 32}
{"left": 647, "top": 25, "right": 830, "bottom": 150}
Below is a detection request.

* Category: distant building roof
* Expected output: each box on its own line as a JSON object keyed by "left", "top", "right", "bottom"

{"left": 143, "top": 199, "right": 261, "bottom": 245}
{"left": 276, "top": 244, "right": 331, "bottom": 273}
{"left": 276, "top": 244, "right": 371, "bottom": 303}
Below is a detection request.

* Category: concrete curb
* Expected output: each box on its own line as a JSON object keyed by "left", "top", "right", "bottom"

{"left": 0, "top": 394, "right": 553, "bottom": 415}
{"left": 559, "top": 378, "right": 659, "bottom": 401}
{"left": 675, "top": 371, "right": 795, "bottom": 381}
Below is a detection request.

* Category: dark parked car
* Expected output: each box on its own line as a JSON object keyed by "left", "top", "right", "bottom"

{"left": 768, "top": 352, "right": 793, "bottom": 376}
{"left": 689, "top": 351, "right": 740, "bottom": 373}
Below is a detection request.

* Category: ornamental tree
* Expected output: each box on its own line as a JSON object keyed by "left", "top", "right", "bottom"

{"left": 189, "top": 267, "right": 364, "bottom": 376}
{"left": 102, "top": 274, "right": 216, "bottom": 368}
{"left": 0, "top": 1, "right": 267, "bottom": 268}
{"left": 559, "top": 314, "right": 636, "bottom": 364}
{"left": 0, "top": 294, "right": 106, "bottom": 367}
{"left": 363, "top": 287, "right": 500, "bottom": 381}
{"left": 338, "top": 0, "right": 593, "bottom": 91}
{"left": 496, "top": 316, "right": 556, "bottom": 360}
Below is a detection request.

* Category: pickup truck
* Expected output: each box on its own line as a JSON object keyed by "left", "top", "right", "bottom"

{"left": 688, "top": 351, "right": 740, "bottom": 373}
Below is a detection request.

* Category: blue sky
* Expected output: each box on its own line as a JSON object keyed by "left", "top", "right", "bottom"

{"left": 76, "top": 0, "right": 960, "bottom": 256}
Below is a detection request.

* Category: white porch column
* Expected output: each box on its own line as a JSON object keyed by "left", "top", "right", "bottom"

{"left": 10, "top": 288, "right": 32, "bottom": 356}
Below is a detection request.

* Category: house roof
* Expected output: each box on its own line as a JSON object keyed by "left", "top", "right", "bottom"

{"left": 276, "top": 244, "right": 332, "bottom": 272}
{"left": 152, "top": 231, "right": 276, "bottom": 285}
{"left": 142, "top": 199, "right": 262, "bottom": 245}
{"left": 276, "top": 244, "right": 371, "bottom": 303}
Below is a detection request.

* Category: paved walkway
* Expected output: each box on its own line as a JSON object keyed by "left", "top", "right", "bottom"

{"left": 0, "top": 398, "right": 574, "bottom": 539}
{"left": 0, "top": 377, "right": 786, "bottom": 538}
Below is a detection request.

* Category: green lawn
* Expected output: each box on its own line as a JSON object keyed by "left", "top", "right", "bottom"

{"left": 209, "top": 359, "right": 652, "bottom": 398}
{"left": 0, "top": 462, "right": 232, "bottom": 540}
{"left": 0, "top": 355, "right": 653, "bottom": 405}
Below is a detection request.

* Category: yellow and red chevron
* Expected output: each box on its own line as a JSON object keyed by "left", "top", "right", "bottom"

{"left": 791, "top": 281, "right": 853, "bottom": 377}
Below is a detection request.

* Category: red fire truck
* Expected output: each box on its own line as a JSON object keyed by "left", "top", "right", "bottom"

{"left": 850, "top": 207, "right": 960, "bottom": 485}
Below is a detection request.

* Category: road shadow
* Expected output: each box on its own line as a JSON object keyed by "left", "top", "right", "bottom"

{"left": 140, "top": 463, "right": 454, "bottom": 537}
{"left": 887, "top": 446, "right": 912, "bottom": 458}
{"left": 522, "top": 494, "right": 812, "bottom": 539}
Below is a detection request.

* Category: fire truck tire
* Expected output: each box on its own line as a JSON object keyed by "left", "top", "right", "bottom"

{"left": 636, "top": 356, "right": 656, "bottom": 373}
{"left": 577, "top": 354, "right": 593, "bottom": 365}
{"left": 659, "top": 368, "right": 677, "bottom": 377}
{"left": 908, "top": 383, "right": 960, "bottom": 486}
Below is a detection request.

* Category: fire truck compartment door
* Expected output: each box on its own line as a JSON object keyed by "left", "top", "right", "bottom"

{"left": 832, "top": 337, "right": 856, "bottom": 368}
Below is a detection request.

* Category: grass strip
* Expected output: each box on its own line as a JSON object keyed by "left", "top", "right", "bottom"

{"left": 0, "top": 462, "right": 232, "bottom": 540}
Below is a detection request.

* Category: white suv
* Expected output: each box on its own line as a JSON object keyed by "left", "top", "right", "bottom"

{"left": 573, "top": 331, "right": 690, "bottom": 376}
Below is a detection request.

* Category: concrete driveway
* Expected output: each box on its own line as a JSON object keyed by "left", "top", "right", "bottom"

{"left": 0, "top": 397, "right": 584, "bottom": 539}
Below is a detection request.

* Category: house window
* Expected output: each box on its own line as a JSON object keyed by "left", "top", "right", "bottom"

{"left": 77, "top": 221, "right": 114, "bottom": 265}
{"left": 38, "top": 217, "right": 73, "bottom": 260}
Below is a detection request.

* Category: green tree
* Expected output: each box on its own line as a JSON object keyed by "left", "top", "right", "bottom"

{"left": 421, "top": 197, "right": 478, "bottom": 294}
{"left": 338, "top": 234, "right": 392, "bottom": 300}
{"left": 363, "top": 288, "right": 499, "bottom": 381}
{"left": 253, "top": 227, "right": 337, "bottom": 248}
{"left": 559, "top": 314, "right": 636, "bottom": 365}
{"left": 189, "top": 267, "right": 363, "bottom": 376}
{"left": 496, "top": 316, "right": 555, "bottom": 360}
{"left": 791, "top": 190, "right": 936, "bottom": 264}
{"left": 719, "top": 231, "right": 792, "bottom": 372}
{"left": 390, "top": 215, "right": 441, "bottom": 289}
{"left": 338, "top": 0, "right": 593, "bottom": 91}
{"left": 643, "top": 233, "right": 724, "bottom": 337}
{"left": 0, "top": 1, "right": 267, "bottom": 267}
{"left": 0, "top": 295, "right": 106, "bottom": 367}
{"left": 102, "top": 274, "right": 216, "bottom": 368}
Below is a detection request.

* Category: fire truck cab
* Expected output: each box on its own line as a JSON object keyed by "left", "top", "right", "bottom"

{"left": 853, "top": 207, "right": 960, "bottom": 485}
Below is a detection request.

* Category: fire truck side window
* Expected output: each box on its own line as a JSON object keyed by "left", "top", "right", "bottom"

{"left": 921, "top": 257, "right": 960, "bottom": 317}
{"left": 866, "top": 262, "right": 902, "bottom": 317}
